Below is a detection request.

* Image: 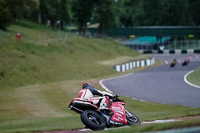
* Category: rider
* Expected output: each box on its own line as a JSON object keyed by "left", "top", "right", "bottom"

{"left": 78, "top": 83, "right": 114, "bottom": 111}
{"left": 173, "top": 58, "right": 177, "bottom": 64}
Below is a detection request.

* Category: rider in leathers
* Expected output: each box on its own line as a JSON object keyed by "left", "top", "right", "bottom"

{"left": 78, "top": 83, "right": 114, "bottom": 111}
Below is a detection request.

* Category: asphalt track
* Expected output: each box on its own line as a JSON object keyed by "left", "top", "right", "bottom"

{"left": 102, "top": 54, "right": 200, "bottom": 107}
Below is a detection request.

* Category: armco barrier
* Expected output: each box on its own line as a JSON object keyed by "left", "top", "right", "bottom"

{"left": 113, "top": 58, "right": 155, "bottom": 72}
{"left": 139, "top": 49, "right": 200, "bottom": 54}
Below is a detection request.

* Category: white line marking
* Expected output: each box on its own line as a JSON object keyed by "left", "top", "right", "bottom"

{"left": 79, "top": 128, "right": 92, "bottom": 132}
{"left": 99, "top": 79, "right": 113, "bottom": 93}
{"left": 184, "top": 70, "right": 200, "bottom": 89}
{"left": 132, "top": 98, "right": 146, "bottom": 102}
{"left": 99, "top": 73, "right": 133, "bottom": 93}
{"left": 99, "top": 74, "right": 147, "bottom": 102}
{"left": 142, "top": 119, "right": 180, "bottom": 124}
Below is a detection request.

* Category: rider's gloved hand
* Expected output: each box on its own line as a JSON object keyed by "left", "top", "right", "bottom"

{"left": 113, "top": 95, "right": 118, "bottom": 100}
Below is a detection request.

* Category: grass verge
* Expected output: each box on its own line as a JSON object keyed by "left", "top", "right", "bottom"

{"left": 187, "top": 67, "right": 200, "bottom": 86}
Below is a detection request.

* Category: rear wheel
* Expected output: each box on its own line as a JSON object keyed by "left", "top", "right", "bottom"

{"left": 81, "top": 110, "right": 106, "bottom": 130}
{"left": 126, "top": 111, "right": 141, "bottom": 125}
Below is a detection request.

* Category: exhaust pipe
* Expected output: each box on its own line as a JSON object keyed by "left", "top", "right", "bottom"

{"left": 69, "top": 105, "right": 83, "bottom": 114}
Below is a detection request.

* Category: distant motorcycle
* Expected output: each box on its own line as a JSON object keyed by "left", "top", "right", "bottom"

{"left": 170, "top": 59, "right": 177, "bottom": 67}
{"left": 182, "top": 58, "right": 189, "bottom": 66}
{"left": 68, "top": 95, "right": 140, "bottom": 130}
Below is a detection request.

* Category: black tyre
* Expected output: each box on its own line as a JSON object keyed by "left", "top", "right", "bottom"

{"left": 81, "top": 110, "right": 106, "bottom": 130}
{"left": 126, "top": 111, "right": 141, "bottom": 125}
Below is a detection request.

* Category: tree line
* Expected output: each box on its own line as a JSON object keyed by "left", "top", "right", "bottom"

{"left": 0, "top": 0, "right": 200, "bottom": 35}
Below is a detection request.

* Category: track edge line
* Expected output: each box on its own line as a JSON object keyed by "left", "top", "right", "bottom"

{"left": 184, "top": 70, "right": 200, "bottom": 89}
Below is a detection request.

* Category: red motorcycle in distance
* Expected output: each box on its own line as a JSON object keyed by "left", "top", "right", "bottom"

{"left": 182, "top": 58, "right": 190, "bottom": 66}
{"left": 68, "top": 95, "right": 140, "bottom": 130}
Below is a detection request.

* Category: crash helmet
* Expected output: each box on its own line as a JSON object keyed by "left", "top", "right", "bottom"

{"left": 82, "top": 83, "right": 94, "bottom": 89}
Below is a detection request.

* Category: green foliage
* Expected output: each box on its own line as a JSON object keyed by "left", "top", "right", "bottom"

{"left": 0, "top": 0, "right": 12, "bottom": 30}
{"left": 71, "top": 0, "right": 96, "bottom": 35}
{"left": 143, "top": 0, "right": 161, "bottom": 26}
{"left": 120, "top": 0, "right": 196, "bottom": 26}
{"left": 0, "top": 0, "right": 39, "bottom": 30}
{"left": 120, "top": 0, "right": 144, "bottom": 27}
{"left": 95, "top": 0, "right": 124, "bottom": 34}
{"left": 158, "top": 0, "right": 194, "bottom": 26}
{"left": 36, "top": 0, "right": 72, "bottom": 27}
{"left": 189, "top": 0, "right": 200, "bottom": 25}
{"left": 1, "top": 0, "right": 200, "bottom": 32}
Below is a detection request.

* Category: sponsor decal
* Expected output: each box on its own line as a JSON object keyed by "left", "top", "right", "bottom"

{"left": 110, "top": 120, "right": 123, "bottom": 125}
{"left": 118, "top": 117, "right": 124, "bottom": 121}
{"left": 115, "top": 113, "right": 122, "bottom": 116}
{"left": 112, "top": 103, "right": 125, "bottom": 111}
{"left": 112, "top": 106, "right": 121, "bottom": 111}
{"left": 113, "top": 117, "right": 120, "bottom": 121}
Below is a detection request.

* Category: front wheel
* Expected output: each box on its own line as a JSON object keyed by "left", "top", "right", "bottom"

{"left": 126, "top": 111, "right": 141, "bottom": 125}
{"left": 81, "top": 110, "right": 106, "bottom": 130}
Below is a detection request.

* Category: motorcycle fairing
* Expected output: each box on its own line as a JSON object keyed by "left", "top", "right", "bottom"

{"left": 109, "top": 102, "right": 127, "bottom": 125}
{"left": 69, "top": 98, "right": 98, "bottom": 113}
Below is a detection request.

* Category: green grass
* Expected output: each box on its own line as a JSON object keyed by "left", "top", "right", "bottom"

{"left": 0, "top": 20, "right": 200, "bottom": 132}
{"left": 187, "top": 67, "right": 200, "bottom": 86}
{"left": 0, "top": 20, "right": 140, "bottom": 90}
{"left": 0, "top": 116, "right": 83, "bottom": 133}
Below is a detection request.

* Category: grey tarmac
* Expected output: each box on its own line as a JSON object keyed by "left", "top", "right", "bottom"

{"left": 102, "top": 54, "right": 200, "bottom": 107}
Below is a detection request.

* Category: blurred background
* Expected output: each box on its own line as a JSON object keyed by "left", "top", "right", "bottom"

{"left": 1, "top": 0, "right": 200, "bottom": 50}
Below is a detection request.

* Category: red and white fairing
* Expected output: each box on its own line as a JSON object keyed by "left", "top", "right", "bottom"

{"left": 110, "top": 102, "right": 127, "bottom": 124}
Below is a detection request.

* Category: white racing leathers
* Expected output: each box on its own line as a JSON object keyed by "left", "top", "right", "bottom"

{"left": 78, "top": 88, "right": 114, "bottom": 110}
